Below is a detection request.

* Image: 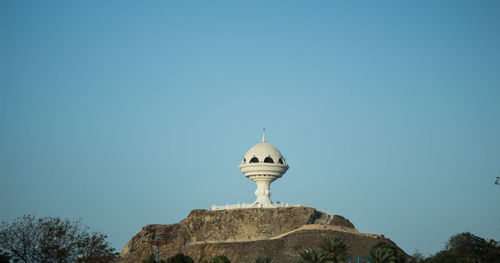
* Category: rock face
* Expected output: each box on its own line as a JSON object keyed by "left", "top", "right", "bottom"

{"left": 119, "top": 207, "right": 404, "bottom": 263}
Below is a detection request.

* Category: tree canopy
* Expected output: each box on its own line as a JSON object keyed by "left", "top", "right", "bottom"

{"left": 0, "top": 215, "right": 117, "bottom": 263}
{"left": 368, "top": 242, "right": 407, "bottom": 263}
{"left": 297, "top": 236, "right": 351, "bottom": 263}
{"left": 413, "top": 232, "right": 500, "bottom": 263}
{"left": 320, "top": 236, "right": 349, "bottom": 263}
{"left": 298, "top": 248, "right": 328, "bottom": 263}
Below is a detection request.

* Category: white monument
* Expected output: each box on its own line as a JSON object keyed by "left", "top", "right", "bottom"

{"left": 211, "top": 131, "right": 296, "bottom": 210}
{"left": 238, "top": 131, "right": 289, "bottom": 207}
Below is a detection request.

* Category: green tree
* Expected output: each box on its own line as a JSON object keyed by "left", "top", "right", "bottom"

{"left": 166, "top": 253, "right": 194, "bottom": 263}
{"left": 0, "top": 215, "right": 117, "bottom": 263}
{"left": 369, "top": 242, "right": 407, "bottom": 263}
{"left": 254, "top": 257, "right": 271, "bottom": 263}
{"left": 298, "top": 248, "right": 327, "bottom": 263}
{"left": 209, "top": 255, "right": 231, "bottom": 263}
{"left": 369, "top": 246, "right": 397, "bottom": 263}
{"left": 425, "top": 251, "right": 475, "bottom": 263}
{"left": 410, "top": 250, "right": 425, "bottom": 263}
{"left": 423, "top": 232, "right": 500, "bottom": 263}
{"left": 319, "top": 236, "right": 349, "bottom": 263}
{"left": 446, "top": 232, "right": 498, "bottom": 260}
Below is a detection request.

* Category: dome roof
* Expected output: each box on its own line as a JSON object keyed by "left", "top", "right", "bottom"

{"left": 241, "top": 142, "right": 287, "bottom": 166}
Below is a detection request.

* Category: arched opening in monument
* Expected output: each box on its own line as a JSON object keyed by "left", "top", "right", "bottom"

{"left": 249, "top": 157, "right": 259, "bottom": 163}
{"left": 264, "top": 157, "right": 274, "bottom": 163}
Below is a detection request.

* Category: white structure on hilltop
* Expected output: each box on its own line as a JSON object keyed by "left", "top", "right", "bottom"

{"left": 211, "top": 131, "right": 294, "bottom": 210}
{"left": 238, "top": 131, "right": 289, "bottom": 207}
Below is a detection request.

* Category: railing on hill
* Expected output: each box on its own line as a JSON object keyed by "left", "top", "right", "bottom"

{"left": 210, "top": 202, "right": 303, "bottom": 210}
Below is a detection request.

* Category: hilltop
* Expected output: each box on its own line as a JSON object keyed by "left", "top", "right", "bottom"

{"left": 118, "top": 207, "right": 405, "bottom": 262}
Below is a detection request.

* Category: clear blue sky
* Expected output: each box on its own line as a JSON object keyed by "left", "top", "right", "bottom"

{"left": 1, "top": 0, "right": 499, "bottom": 256}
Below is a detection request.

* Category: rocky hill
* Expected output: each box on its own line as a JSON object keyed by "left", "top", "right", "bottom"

{"left": 118, "top": 207, "right": 405, "bottom": 263}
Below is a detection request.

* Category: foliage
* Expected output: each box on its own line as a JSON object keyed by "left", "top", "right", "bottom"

{"left": 208, "top": 254, "right": 231, "bottom": 263}
{"left": 410, "top": 251, "right": 424, "bottom": 263}
{"left": 420, "top": 232, "right": 500, "bottom": 263}
{"left": 368, "top": 242, "right": 406, "bottom": 263}
{"left": 254, "top": 256, "right": 272, "bottom": 263}
{"left": 423, "top": 251, "right": 473, "bottom": 263}
{"left": 166, "top": 253, "right": 194, "bottom": 263}
{"left": 369, "top": 246, "right": 397, "bottom": 263}
{"left": 446, "top": 232, "right": 498, "bottom": 260}
{"left": 319, "top": 236, "right": 349, "bottom": 263}
{"left": 298, "top": 248, "right": 327, "bottom": 263}
{"left": 0, "top": 215, "right": 117, "bottom": 263}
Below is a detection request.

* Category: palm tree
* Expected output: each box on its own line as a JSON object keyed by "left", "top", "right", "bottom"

{"left": 368, "top": 247, "right": 397, "bottom": 263}
{"left": 298, "top": 248, "right": 327, "bottom": 263}
{"left": 254, "top": 257, "right": 271, "bottom": 263}
{"left": 319, "top": 236, "right": 349, "bottom": 263}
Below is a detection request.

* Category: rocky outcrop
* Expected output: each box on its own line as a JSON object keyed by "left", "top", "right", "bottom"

{"left": 119, "top": 207, "right": 404, "bottom": 263}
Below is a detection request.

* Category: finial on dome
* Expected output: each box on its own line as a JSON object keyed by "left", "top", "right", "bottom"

{"left": 262, "top": 128, "right": 266, "bottom": 143}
